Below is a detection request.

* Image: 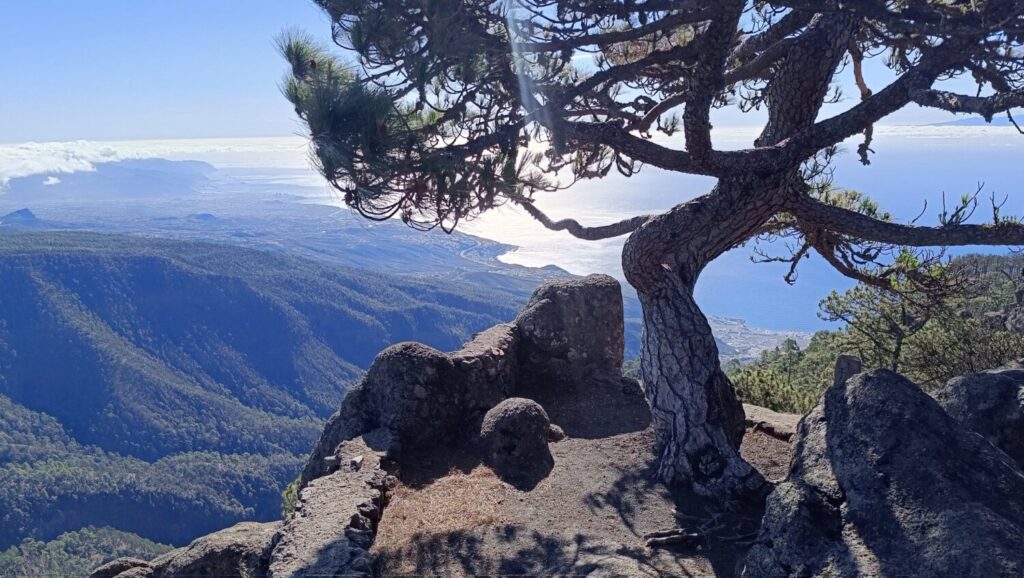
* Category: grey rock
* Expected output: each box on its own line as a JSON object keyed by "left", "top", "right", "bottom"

{"left": 743, "top": 404, "right": 801, "bottom": 441}
{"left": 515, "top": 274, "right": 624, "bottom": 382}
{"left": 832, "top": 354, "right": 862, "bottom": 388}
{"left": 480, "top": 398, "right": 554, "bottom": 486}
{"left": 159, "top": 521, "right": 281, "bottom": 578}
{"left": 300, "top": 380, "right": 376, "bottom": 485}
{"left": 109, "top": 568, "right": 154, "bottom": 578}
{"left": 548, "top": 423, "right": 566, "bottom": 442}
{"left": 303, "top": 325, "right": 519, "bottom": 484}
{"left": 146, "top": 548, "right": 184, "bottom": 577}
{"left": 935, "top": 367, "right": 1024, "bottom": 469}
{"left": 745, "top": 369, "right": 1024, "bottom": 578}
{"left": 450, "top": 323, "right": 520, "bottom": 416}
{"left": 303, "top": 276, "right": 625, "bottom": 487}
{"left": 90, "top": 557, "right": 151, "bottom": 578}
{"left": 359, "top": 341, "right": 462, "bottom": 445}
{"left": 269, "top": 436, "right": 393, "bottom": 578}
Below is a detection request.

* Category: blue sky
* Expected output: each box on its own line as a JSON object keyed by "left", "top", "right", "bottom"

{"left": 1, "top": 1, "right": 971, "bottom": 144}
{"left": 0, "top": 0, "right": 329, "bottom": 142}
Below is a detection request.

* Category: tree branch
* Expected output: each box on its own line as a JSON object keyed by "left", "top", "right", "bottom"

{"left": 910, "top": 89, "right": 1024, "bottom": 122}
{"left": 512, "top": 196, "right": 651, "bottom": 240}
{"left": 792, "top": 194, "right": 1024, "bottom": 247}
{"left": 731, "top": 10, "right": 812, "bottom": 64}
{"left": 564, "top": 121, "right": 717, "bottom": 176}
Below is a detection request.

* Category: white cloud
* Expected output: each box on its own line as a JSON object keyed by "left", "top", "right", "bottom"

{"left": 42, "top": 176, "right": 61, "bottom": 186}
{"left": 1, "top": 126, "right": 1018, "bottom": 191}
{"left": 0, "top": 136, "right": 311, "bottom": 188}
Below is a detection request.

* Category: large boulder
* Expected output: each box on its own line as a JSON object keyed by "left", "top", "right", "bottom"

{"left": 479, "top": 397, "right": 554, "bottom": 487}
{"left": 743, "top": 404, "right": 800, "bottom": 442}
{"left": 745, "top": 369, "right": 1024, "bottom": 578}
{"left": 358, "top": 341, "right": 462, "bottom": 445}
{"left": 158, "top": 521, "right": 281, "bottom": 578}
{"left": 935, "top": 367, "right": 1024, "bottom": 469}
{"left": 515, "top": 274, "right": 624, "bottom": 381}
{"left": 302, "top": 325, "right": 518, "bottom": 483}
{"left": 302, "top": 276, "right": 624, "bottom": 486}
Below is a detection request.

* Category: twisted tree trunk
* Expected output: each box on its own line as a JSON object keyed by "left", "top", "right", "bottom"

{"left": 625, "top": 12, "right": 857, "bottom": 498}
{"left": 623, "top": 176, "right": 791, "bottom": 497}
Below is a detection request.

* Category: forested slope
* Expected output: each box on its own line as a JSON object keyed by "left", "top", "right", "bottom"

{"left": 0, "top": 232, "right": 521, "bottom": 548}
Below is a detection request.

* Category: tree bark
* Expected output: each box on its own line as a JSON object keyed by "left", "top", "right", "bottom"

{"left": 623, "top": 176, "right": 789, "bottom": 498}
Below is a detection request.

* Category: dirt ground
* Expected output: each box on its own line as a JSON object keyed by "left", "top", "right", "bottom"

{"left": 372, "top": 375, "right": 796, "bottom": 577}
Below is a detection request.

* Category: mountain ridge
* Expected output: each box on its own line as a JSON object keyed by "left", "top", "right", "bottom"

{"left": 0, "top": 231, "right": 524, "bottom": 549}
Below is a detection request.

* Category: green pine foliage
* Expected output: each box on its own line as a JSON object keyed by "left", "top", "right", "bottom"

{"left": 0, "top": 527, "right": 171, "bottom": 578}
{"left": 727, "top": 333, "right": 841, "bottom": 414}
{"left": 281, "top": 476, "right": 301, "bottom": 518}
{"left": 728, "top": 253, "right": 1024, "bottom": 414}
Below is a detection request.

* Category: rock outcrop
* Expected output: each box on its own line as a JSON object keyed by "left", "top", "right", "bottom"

{"left": 95, "top": 522, "right": 281, "bottom": 578}
{"left": 268, "top": 435, "right": 393, "bottom": 578}
{"left": 831, "top": 354, "right": 862, "bottom": 388}
{"left": 516, "top": 275, "right": 624, "bottom": 381}
{"left": 742, "top": 404, "right": 800, "bottom": 442}
{"left": 745, "top": 369, "right": 1024, "bottom": 578}
{"left": 160, "top": 522, "right": 280, "bottom": 578}
{"left": 480, "top": 397, "right": 554, "bottom": 486}
{"left": 935, "top": 366, "right": 1024, "bottom": 469}
{"left": 103, "top": 274, "right": 628, "bottom": 578}
{"left": 302, "top": 274, "right": 623, "bottom": 485}
{"left": 90, "top": 558, "right": 152, "bottom": 578}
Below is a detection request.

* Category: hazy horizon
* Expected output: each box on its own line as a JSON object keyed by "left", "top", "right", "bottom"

{"left": 3, "top": 124, "right": 1022, "bottom": 333}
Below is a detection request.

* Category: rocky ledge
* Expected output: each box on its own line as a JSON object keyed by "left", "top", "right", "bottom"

{"left": 746, "top": 367, "right": 1024, "bottom": 578}
{"left": 93, "top": 274, "right": 628, "bottom": 578}
{"left": 94, "top": 273, "right": 1024, "bottom": 578}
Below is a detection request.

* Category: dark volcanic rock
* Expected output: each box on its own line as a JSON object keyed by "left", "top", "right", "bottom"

{"left": 831, "top": 354, "right": 862, "bottom": 388}
{"left": 359, "top": 341, "right": 462, "bottom": 444}
{"left": 480, "top": 398, "right": 554, "bottom": 486}
{"left": 159, "top": 521, "right": 280, "bottom": 578}
{"left": 515, "top": 274, "right": 624, "bottom": 381}
{"left": 745, "top": 369, "right": 1024, "bottom": 578}
{"left": 548, "top": 423, "right": 566, "bottom": 442}
{"left": 302, "top": 325, "right": 519, "bottom": 484}
{"left": 303, "top": 277, "right": 626, "bottom": 486}
{"left": 89, "top": 557, "right": 151, "bottom": 578}
{"left": 935, "top": 367, "right": 1024, "bottom": 469}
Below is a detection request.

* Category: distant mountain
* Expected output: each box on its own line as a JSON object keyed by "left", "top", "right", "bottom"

{"left": 0, "top": 232, "right": 522, "bottom": 548}
{"left": 0, "top": 208, "right": 38, "bottom": 226}
{"left": 928, "top": 116, "right": 1014, "bottom": 127}
{"left": 0, "top": 208, "right": 71, "bottom": 231}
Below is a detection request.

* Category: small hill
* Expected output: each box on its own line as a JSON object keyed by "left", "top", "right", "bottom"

{"left": 0, "top": 208, "right": 39, "bottom": 226}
